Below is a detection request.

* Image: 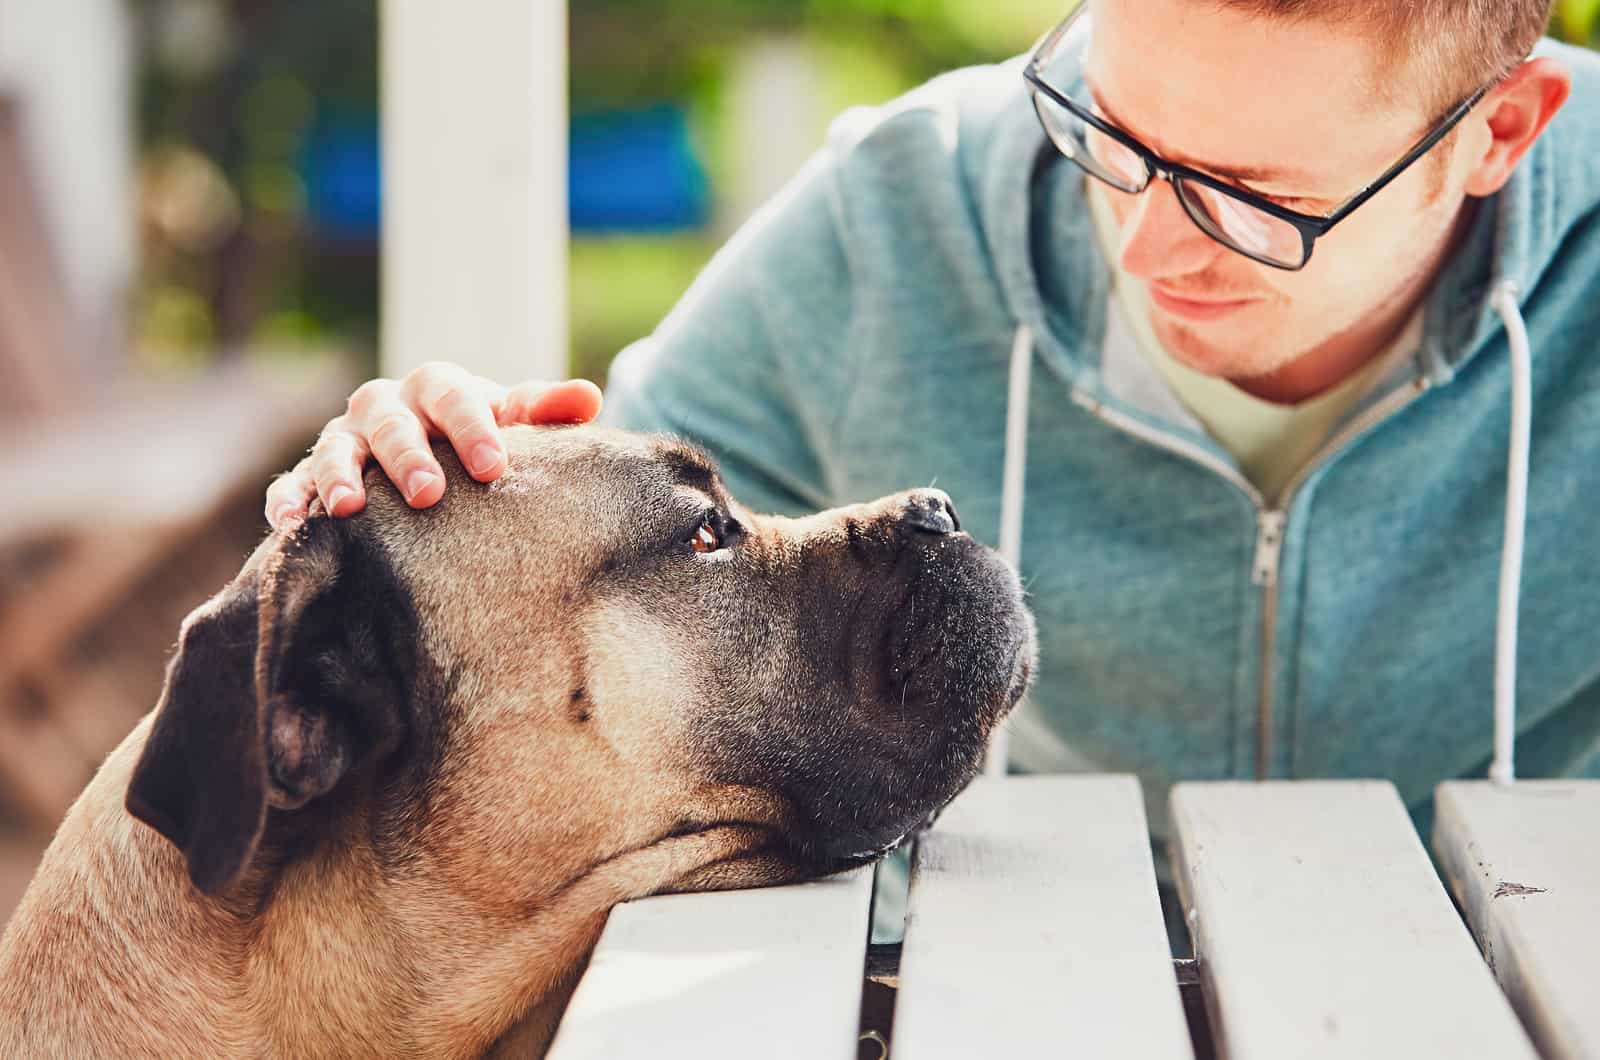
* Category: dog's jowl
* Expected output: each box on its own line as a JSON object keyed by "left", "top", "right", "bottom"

{"left": 0, "top": 425, "right": 1035, "bottom": 1059}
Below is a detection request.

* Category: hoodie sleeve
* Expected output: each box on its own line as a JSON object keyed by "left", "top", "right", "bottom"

{"left": 600, "top": 138, "right": 861, "bottom": 518}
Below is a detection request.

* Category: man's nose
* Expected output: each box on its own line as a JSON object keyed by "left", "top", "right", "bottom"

{"left": 1116, "top": 179, "right": 1220, "bottom": 280}
{"left": 899, "top": 489, "right": 962, "bottom": 536}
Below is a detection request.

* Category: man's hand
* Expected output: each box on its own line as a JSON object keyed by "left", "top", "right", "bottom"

{"left": 265, "top": 362, "right": 603, "bottom": 529}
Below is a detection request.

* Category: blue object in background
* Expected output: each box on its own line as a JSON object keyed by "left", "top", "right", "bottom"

{"left": 303, "top": 113, "right": 382, "bottom": 241}
{"left": 570, "top": 104, "right": 710, "bottom": 232}
{"left": 298, "top": 103, "right": 709, "bottom": 239}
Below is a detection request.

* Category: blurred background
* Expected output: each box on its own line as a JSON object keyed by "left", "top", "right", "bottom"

{"left": 0, "top": 0, "right": 1064, "bottom": 930}
{"left": 2, "top": 0, "right": 1598, "bottom": 927}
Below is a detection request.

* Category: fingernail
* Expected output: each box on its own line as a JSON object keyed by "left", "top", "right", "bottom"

{"left": 469, "top": 443, "right": 500, "bottom": 476}
{"left": 326, "top": 485, "right": 355, "bottom": 512}
{"left": 405, "top": 470, "right": 438, "bottom": 500}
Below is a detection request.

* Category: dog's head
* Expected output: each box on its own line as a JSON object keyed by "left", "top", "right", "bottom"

{"left": 126, "top": 425, "right": 1035, "bottom": 905}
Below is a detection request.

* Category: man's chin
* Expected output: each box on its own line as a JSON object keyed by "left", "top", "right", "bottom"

{"left": 1164, "top": 320, "right": 1248, "bottom": 377}
{"left": 1155, "top": 318, "right": 1273, "bottom": 381}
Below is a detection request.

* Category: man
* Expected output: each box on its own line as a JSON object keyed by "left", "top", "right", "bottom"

{"left": 267, "top": 0, "right": 1596, "bottom": 942}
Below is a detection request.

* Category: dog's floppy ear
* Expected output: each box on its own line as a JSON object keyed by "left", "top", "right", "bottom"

{"left": 126, "top": 521, "right": 415, "bottom": 895}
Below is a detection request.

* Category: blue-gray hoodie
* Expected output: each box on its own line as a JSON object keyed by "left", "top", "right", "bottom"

{"left": 602, "top": 39, "right": 1600, "bottom": 875}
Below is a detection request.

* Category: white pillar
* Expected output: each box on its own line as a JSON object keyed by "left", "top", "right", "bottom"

{"left": 0, "top": 0, "right": 134, "bottom": 368}
{"left": 722, "top": 34, "right": 824, "bottom": 237}
{"left": 380, "top": 0, "right": 568, "bottom": 383}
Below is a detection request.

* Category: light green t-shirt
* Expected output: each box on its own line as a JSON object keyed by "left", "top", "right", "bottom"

{"left": 1088, "top": 185, "right": 1421, "bottom": 503}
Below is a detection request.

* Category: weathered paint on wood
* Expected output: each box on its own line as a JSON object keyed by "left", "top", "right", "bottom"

{"left": 1434, "top": 780, "right": 1600, "bottom": 1060}
{"left": 1170, "top": 780, "right": 1538, "bottom": 1060}
{"left": 893, "top": 775, "right": 1194, "bottom": 1058}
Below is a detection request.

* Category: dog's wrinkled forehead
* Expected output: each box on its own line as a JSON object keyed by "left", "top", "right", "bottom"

{"left": 365, "top": 425, "right": 730, "bottom": 622}
{"left": 494, "top": 426, "right": 729, "bottom": 549}
{"left": 506, "top": 423, "right": 721, "bottom": 506}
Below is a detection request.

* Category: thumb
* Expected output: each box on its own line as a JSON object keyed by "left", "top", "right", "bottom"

{"left": 497, "top": 379, "right": 604, "bottom": 427}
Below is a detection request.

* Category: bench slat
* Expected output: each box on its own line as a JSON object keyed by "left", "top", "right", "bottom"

{"left": 1170, "top": 780, "right": 1538, "bottom": 1060}
{"left": 893, "top": 775, "right": 1194, "bottom": 1058}
{"left": 546, "top": 867, "right": 872, "bottom": 1059}
{"left": 1433, "top": 780, "right": 1600, "bottom": 1060}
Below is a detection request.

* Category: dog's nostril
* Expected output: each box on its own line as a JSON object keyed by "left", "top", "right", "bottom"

{"left": 902, "top": 490, "right": 961, "bottom": 536}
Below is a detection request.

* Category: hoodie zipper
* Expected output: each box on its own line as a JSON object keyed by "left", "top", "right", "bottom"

{"left": 1072, "top": 376, "right": 1430, "bottom": 778}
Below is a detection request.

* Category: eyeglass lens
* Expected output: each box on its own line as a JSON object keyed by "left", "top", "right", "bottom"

{"left": 1031, "top": 86, "right": 1309, "bottom": 267}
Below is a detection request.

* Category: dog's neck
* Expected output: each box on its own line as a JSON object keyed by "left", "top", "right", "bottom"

{"left": 0, "top": 722, "right": 589, "bottom": 1059}
{"left": 0, "top": 719, "right": 773, "bottom": 1058}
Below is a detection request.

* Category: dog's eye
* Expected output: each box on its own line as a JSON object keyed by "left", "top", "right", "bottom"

{"left": 691, "top": 517, "right": 723, "bottom": 554}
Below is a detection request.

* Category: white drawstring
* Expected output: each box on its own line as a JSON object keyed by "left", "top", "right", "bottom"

{"left": 986, "top": 293, "right": 1532, "bottom": 786}
{"left": 1490, "top": 281, "right": 1531, "bottom": 786}
{"left": 986, "top": 324, "right": 1034, "bottom": 777}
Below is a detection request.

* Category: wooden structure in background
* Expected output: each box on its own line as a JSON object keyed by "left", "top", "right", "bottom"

{"left": 0, "top": 97, "right": 76, "bottom": 415}
{"left": 0, "top": 91, "right": 354, "bottom": 895}
{"left": 380, "top": 0, "right": 568, "bottom": 383}
{"left": 0, "top": 363, "right": 353, "bottom": 833}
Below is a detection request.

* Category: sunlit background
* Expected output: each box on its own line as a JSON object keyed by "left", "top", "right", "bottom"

{"left": 128, "top": 0, "right": 1078, "bottom": 381}
{"left": 2, "top": 0, "right": 1598, "bottom": 927}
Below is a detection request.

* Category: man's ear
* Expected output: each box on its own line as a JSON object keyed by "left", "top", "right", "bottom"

{"left": 125, "top": 521, "right": 417, "bottom": 895}
{"left": 1463, "top": 57, "right": 1571, "bottom": 198}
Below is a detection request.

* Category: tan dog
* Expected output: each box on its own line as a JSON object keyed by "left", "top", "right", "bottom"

{"left": 0, "top": 425, "right": 1034, "bottom": 1058}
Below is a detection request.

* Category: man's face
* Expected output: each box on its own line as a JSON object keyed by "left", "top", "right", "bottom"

{"left": 1086, "top": 0, "right": 1477, "bottom": 382}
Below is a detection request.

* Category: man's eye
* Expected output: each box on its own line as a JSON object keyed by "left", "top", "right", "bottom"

{"left": 691, "top": 517, "right": 723, "bottom": 554}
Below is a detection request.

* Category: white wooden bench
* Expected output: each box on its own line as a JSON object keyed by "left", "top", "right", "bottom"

{"left": 546, "top": 776, "right": 1596, "bottom": 1058}
{"left": 1433, "top": 781, "right": 1600, "bottom": 1060}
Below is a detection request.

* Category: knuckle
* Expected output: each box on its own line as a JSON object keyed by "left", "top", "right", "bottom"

{"left": 316, "top": 416, "right": 351, "bottom": 447}
{"left": 433, "top": 384, "right": 487, "bottom": 429}
{"left": 368, "top": 410, "right": 421, "bottom": 450}
{"left": 414, "top": 376, "right": 462, "bottom": 414}
{"left": 501, "top": 383, "right": 541, "bottom": 411}
{"left": 415, "top": 359, "right": 458, "bottom": 378}
{"left": 346, "top": 379, "right": 393, "bottom": 418}
{"left": 310, "top": 429, "right": 349, "bottom": 459}
{"left": 406, "top": 360, "right": 463, "bottom": 399}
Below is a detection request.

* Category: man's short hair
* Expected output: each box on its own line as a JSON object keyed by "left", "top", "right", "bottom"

{"left": 1208, "top": 0, "right": 1554, "bottom": 117}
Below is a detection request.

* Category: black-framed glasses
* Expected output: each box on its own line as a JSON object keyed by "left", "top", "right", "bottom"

{"left": 1024, "top": 4, "right": 1496, "bottom": 270}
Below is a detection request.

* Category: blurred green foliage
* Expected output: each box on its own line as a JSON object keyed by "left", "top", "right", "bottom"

{"left": 1556, "top": 0, "right": 1600, "bottom": 43}
{"left": 570, "top": 236, "right": 723, "bottom": 384}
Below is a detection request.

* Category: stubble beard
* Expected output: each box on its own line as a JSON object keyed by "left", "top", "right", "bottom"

{"left": 1154, "top": 195, "right": 1473, "bottom": 390}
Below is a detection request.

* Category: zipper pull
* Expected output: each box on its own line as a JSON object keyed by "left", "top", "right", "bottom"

{"left": 1253, "top": 510, "right": 1287, "bottom": 587}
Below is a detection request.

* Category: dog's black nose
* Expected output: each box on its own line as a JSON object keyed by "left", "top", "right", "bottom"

{"left": 901, "top": 489, "right": 961, "bottom": 536}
